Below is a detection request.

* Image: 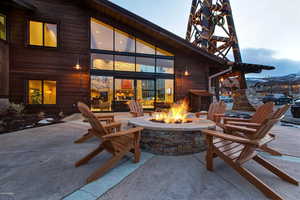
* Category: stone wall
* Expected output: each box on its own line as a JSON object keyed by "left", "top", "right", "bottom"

{"left": 140, "top": 129, "right": 207, "bottom": 156}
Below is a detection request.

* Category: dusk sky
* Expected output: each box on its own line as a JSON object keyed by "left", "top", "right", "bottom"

{"left": 110, "top": 0, "right": 300, "bottom": 78}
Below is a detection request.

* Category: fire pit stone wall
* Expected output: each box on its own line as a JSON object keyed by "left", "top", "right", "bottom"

{"left": 128, "top": 116, "right": 216, "bottom": 155}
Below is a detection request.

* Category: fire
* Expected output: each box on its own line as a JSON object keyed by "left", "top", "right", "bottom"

{"left": 152, "top": 99, "right": 190, "bottom": 123}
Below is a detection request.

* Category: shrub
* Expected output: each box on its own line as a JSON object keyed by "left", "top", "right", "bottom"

{"left": 9, "top": 102, "right": 25, "bottom": 116}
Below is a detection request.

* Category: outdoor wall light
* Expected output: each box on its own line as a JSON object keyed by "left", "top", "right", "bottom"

{"left": 74, "top": 56, "right": 82, "bottom": 70}
{"left": 184, "top": 66, "right": 190, "bottom": 76}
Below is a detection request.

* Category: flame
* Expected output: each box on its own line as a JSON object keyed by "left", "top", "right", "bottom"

{"left": 153, "top": 99, "right": 189, "bottom": 123}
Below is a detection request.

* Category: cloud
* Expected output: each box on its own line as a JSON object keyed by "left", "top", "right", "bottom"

{"left": 241, "top": 48, "right": 300, "bottom": 78}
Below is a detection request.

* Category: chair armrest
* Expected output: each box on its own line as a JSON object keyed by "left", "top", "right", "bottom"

{"left": 226, "top": 121, "right": 261, "bottom": 128}
{"left": 202, "top": 129, "right": 258, "bottom": 146}
{"left": 224, "top": 124, "right": 257, "bottom": 135}
{"left": 95, "top": 114, "right": 114, "bottom": 119}
{"left": 102, "top": 127, "right": 144, "bottom": 139}
{"left": 103, "top": 122, "right": 121, "bottom": 129}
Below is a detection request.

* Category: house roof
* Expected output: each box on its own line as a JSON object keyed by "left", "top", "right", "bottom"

{"left": 0, "top": 0, "right": 36, "bottom": 11}
{"left": 84, "top": 0, "right": 227, "bottom": 65}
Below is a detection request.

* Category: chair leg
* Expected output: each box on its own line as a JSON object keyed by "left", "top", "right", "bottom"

{"left": 216, "top": 150, "right": 284, "bottom": 200}
{"left": 206, "top": 136, "right": 214, "bottom": 171}
{"left": 133, "top": 132, "right": 141, "bottom": 163}
{"left": 74, "top": 132, "right": 94, "bottom": 143}
{"left": 253, "top": 155, "right": 299, "bottom": 185}
{"left": 75, "top": 145, "right": 104, "bottom": 167}
{"left": 260, "top": 145, "right": 282, "bottom": 156}
{"left": 86, "top": 150, "right": 128, "bottom": 183}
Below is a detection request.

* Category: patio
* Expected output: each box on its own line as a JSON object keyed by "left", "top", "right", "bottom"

{"left": 0, "top": 113, "right": 300, "bottom": 200}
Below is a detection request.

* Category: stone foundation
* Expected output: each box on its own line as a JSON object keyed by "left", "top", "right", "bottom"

{"left": 140, "top": 129, "right": 206, "bottom": 155}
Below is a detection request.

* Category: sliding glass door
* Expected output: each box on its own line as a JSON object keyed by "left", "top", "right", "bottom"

{"left": 136, "top": 79, "right": 155, "bottom": 109}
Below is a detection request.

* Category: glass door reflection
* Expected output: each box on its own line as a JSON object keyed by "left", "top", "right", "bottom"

{"left": 114, "top": 79, "right": 135, "bottom": 111}
{"left": 136, "top": 79, "right": 155, "bottom": 109}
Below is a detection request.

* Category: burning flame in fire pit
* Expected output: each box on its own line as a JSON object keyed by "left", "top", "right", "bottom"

{"left": 152, "top": 99, "right": 191, "bottom": 123}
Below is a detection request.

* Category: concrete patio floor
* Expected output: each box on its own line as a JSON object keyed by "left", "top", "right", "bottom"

{"left": 0, "top": 114, "right": 300, "bottom": 200}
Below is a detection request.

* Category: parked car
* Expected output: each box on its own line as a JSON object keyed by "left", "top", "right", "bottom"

{"left": 262, "top": 95, "right": 277, "bottom": 104}
{"left": 220, "top": 96, "right": 233, "bottom": 103}
{"left": 291, "top": 98, "right": 300, "bottom": 118}
{"left": 276, "top": 97, "right": 293, "bottom": 105}
{"left": 262, "top": 94, "right": 292, "bottom": 105}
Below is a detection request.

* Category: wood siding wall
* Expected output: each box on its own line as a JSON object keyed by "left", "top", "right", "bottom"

{"left": 9, "top": 0, "right": 90, "bottom": 113}
{"left": 7, "top": 0, "right": 219, "bottom": 113}
{"left": 0, "top": 40, "right": 9, "bottom": 98}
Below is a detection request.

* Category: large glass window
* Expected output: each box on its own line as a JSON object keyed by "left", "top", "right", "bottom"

{"left": 156, "top": 59, "right": 174, "bottom": 74}
{"left": 136, "top": 38, "right": 155, "bottom": 54}
{"left": 91, "top": 53, "right": 113, "bottom": 70}
{"left": 136, "top": 57, "right": 155, "bottom": 72}
{"left": 29, "top": 21, "right": 57, "bottom": 47}
{"left": 115, "top": 55, "right": 135, "bottom": 71}
{"left": 90, "top": 18, "right": 113, "bottom": 51}
{"left": 0, "top": 13, "right": 6, "bottom": 40}
{"left": 115, "top": 29, "right": 135, "bottom": 52}
{"left": 156, "top": 79, "right": 174, "bottom": 104}
{"left": 28, "top": 80, "right": 56, "bottom": 104}
{"left": 91, "top": 76, "right": 113, "bottom": 111}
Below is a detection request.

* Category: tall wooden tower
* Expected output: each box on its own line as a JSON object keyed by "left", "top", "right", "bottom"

{"left": 186, "top": 0, "right": 254, "bottom": 111}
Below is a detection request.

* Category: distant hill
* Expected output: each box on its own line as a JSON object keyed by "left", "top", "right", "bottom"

{"left": 247, "top": 73, "right": 300, "bottom": 86}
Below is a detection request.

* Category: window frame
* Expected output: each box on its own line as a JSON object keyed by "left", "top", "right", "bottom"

{"left": 27, "top": 19, "right": 59, "bottom": 48}
{"left": 27, "top": 80, "right": 57, "bottom": 105}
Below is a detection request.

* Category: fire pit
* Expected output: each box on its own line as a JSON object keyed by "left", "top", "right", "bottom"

{"left": 128, "top": 116, "right": 215, "bottom": 155}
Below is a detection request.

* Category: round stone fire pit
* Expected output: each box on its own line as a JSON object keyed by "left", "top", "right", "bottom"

{"left": 128, "top": 116, "right": 216, "bottom": 155}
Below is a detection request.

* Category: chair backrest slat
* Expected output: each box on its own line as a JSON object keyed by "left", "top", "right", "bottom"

{"left": 207, "top": 101, "right": 226, "bottom": 122}
{"left": 128, "top": 100, "right": 144, "bottom": 116}
{"left": 250, "top": 102, "right": 274, "bottom": 123}
{"left": 236, "top": 104, "right": 289, "bottom": 164}
{"left": 77, "top": 102, "right": 109, "bottom": 138}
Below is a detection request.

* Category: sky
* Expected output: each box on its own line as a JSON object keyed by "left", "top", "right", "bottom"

{"left": 109, "top": 0, "right": 300, "bottom": 78}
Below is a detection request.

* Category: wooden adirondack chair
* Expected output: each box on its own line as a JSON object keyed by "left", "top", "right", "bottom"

{"left": 74, "top": 108, "right": 115, "bottom": 144}
{"left": 76, "top": 102, "right": 143, "bottom": 183}
{"left": 128, "top": 100, "right": 153, "bottom": 117}
{"left": 201, "top": 105, "right": 298, "bottom": 200}
{"left": 223, "top": 102, "right": 274, "bottom": 128}
{"left": 224, "top": 104, "right": 290, "bottom": 156}
{"left": 195, "top": 101, "right": 227, "bottom": 124}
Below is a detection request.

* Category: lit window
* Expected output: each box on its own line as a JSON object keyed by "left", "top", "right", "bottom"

{"left": 156, "top": 79, "right": 174, "bottom": 103}
{"left": 0, "top": 13, "right": 6, "bottom": 40}
{"left": 43, "top": 81, "right": 56, "bottom": 104}
{"left": 115, "top": 55, "right": 135, "bottom": 71}
{"left": 28, "top": 80, "right": 42, "bottom": 104}
{"left": 91, "top": 53, "right": 113, "bottom": 70}
{"left": 136, "top": 57, "right": 155, "bottom": 72}
{"left": 28, "top": 80, "right": 56, "bottom": 104}
{"left": 156, "top": 59, "right": 174, "bottom": 74}
{"left": 115, "top": 29, "right": 135, "bottom": 52}
{"left": 90, "top": 18, "right": 113, "bottom": 51}
{"left": 136, "top": 38, "right": 155, "bottom": 54}
{"left": 29, "top": 21, "right": 57, "bottom": 47}
{"left": 91, "top": 76, "right": 113, "bottom": 111}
